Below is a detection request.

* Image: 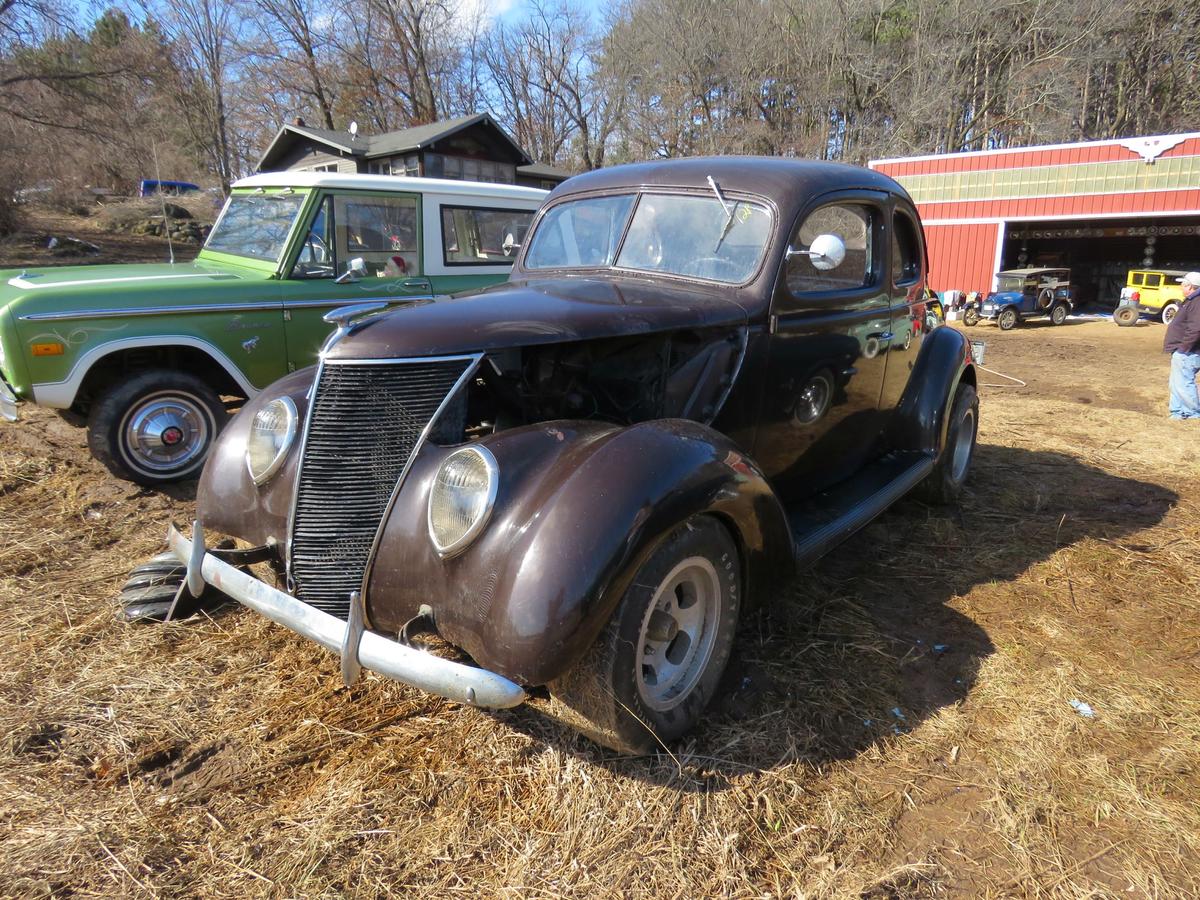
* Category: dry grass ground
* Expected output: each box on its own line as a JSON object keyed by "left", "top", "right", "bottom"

{"left": 1, "top": 292, "right": 1198, "bottom": 896}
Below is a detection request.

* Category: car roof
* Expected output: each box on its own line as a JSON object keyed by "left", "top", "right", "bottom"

{"left": 232, "top": 172, "right": 549, "bottom": 203}
{"left": 546, "top": 156, "right": 911, "bottom": 210}
{"left": 1129, "top": 269, "right": 1189, "bottom": 276}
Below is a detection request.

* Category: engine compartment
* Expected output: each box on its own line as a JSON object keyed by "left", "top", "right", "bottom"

{"left": 431, "top": 327, "right": 747, "bottom": 443}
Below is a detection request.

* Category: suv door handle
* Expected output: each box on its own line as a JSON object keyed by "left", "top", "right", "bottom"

{"left": 402, "top": 278, "right": 432, "bottom": 289}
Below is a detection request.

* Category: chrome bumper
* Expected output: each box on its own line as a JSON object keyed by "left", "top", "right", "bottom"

{"left": 166, "top": 522, "right": 527, "bottom": 709}
{"left": 0, "top": 377, "right": 17, "bottom": 422}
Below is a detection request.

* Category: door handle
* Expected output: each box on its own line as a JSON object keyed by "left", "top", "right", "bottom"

{"left": 402, "top": 278, "right": 432, "bottom": 289}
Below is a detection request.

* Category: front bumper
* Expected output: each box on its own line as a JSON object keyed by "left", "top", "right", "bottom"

{"left": 0, "top": 376, "right": 17, "bottom": 421}
{"left": 165, "top": 523, "right": 527, "bottom": 709}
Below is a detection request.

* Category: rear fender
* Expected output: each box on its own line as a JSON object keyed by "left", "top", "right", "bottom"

{"left": 367, "top": 419, "right": 793, "bottom": 685}
{"left": 888, "top": 325, "right": 975, "bottom": 457}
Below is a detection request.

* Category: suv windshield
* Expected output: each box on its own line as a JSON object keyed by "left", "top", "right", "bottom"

{"left": 205, "top": 191, "right": 306, "bottom": 262}
{"left": 525, "top": 192, "right": 772, "bottom": 283}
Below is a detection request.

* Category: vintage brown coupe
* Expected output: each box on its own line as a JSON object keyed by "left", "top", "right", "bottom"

{"left": 130, "top": 157, "right": 978, "bottom": 751}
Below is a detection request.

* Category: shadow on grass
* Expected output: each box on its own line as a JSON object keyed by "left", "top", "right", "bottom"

{"left": 497, "top": 444, "right": 1178, "bottom": 787}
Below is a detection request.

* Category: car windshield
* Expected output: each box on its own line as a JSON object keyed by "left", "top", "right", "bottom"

{"left": 205, "top": 191, "right": 306, "bottom": 262}
{"left": 524, "top": 192, "right": 772, "bottom": 283}
{"left": 996, "top": 274, "right": 1026, "bottom": 292}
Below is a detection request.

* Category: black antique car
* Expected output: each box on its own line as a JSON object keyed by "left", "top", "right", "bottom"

{"left": 128, "top": 158, "right": 978, "bottom": 752}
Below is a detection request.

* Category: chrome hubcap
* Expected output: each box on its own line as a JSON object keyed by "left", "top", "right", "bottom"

{"left": 635, "top": 556, "right": 721, "bottom": 711}
{"left": 951, "top": 408, "right": 975, "bottom": 482}
{"left": 122, "top": 394, "right": 210, "bottom": 474}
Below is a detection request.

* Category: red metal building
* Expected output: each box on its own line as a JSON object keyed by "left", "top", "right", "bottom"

{"left": 870, "top": 132, "right": 1200, "bottom": 303}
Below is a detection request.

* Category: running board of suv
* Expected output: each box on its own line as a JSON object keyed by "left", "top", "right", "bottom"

{"left": 787, "top": 451, "right": 935, "bottom": 569}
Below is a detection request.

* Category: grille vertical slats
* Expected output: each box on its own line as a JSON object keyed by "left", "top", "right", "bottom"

{"left": 289, "top": 358, "right": 471, "bottom": 618}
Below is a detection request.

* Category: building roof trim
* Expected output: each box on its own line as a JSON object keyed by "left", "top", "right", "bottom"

{"left": 869, "top": 130, "right": 1200, "bottom": 168}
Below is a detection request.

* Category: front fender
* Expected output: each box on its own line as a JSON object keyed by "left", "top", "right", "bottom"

{"left": 196, "top": 366, "right": 315, "bottom": 546}
{"left": 367, "top": 419, "right": 793, "bottom": 685}
{"left": 888, "top": 325, "right": 975, "bottom": 457}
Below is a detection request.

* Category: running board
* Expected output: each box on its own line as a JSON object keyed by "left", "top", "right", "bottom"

{"left": 787, "top": 451, "right": 935, "bottom": 569}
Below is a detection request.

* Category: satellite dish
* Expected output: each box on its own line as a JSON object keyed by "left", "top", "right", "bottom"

{"left": 348, "top": 121, "right": 358, "bottom": 138}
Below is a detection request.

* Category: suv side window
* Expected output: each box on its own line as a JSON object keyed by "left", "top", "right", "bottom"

{"left": 334, "top": 193, "right": 420, "bottom": 277}
{"left": 291, "top": 195, "right": 336, "bottom": 279}
{"left": 891, "top": 211, "right": 922, "bottom": 286}
{"left": 787, "top": 203, "right": 875, "bottom": 295}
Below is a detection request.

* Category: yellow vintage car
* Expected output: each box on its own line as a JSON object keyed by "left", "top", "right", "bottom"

{"left": 1121, "top": 269, "right": 1191, "bottom": 324}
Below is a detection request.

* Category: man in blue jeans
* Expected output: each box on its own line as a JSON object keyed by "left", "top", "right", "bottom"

{"left": 1164, "top": 272, "right": 1200, "bottom": 419}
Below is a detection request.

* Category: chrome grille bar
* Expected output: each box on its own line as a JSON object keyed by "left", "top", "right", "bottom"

{"left": 288, "top": 355, "right": 478, "bottom": 618}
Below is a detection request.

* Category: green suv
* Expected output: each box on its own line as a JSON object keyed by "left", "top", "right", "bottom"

{"left": 0, "top": 172, "right": 545, "bottom": 483}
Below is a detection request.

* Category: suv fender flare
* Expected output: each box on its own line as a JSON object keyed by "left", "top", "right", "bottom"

{"left": 888, "top": 325, "right": 976, "bottom": 458}
{"left": 30, "top": 336, "right": 259, "bottom": 409}
{"left": 367, "top": 419, "right": 794, "bottom": 686}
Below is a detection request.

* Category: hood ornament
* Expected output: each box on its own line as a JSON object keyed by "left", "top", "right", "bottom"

{"left": 321, "top": 301, "right": 391, "bottom": 354}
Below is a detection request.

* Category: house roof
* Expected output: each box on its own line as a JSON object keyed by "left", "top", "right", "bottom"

{"left": 257, "top": 114, "right": 535, "bottom": 171}
{"left": 517, "top": 162, "right": 574, "bottom": 181}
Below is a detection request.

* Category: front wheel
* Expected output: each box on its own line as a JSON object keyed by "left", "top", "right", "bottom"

{"left": 1049, "top": 302, "right": 1068, "bottom": 325}
{"left": 548, "top": 516, "right": 740, "bottom": 752}
{"left": 915, "top": 382, "right": 978, "bottom": 505}
{"left": 1162, "top": 303, "right": 1180, "bottom": 325}
{"left": 962, "top": 307, "right": 980, "bottom": 327}
{"left": 87, "top": 369, "right": 228, "bottom": 485}
{"left": 997, "top": 308, "right": 1018, "bottom": 331}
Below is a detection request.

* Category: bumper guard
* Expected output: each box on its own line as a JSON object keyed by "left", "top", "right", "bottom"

{"left": 166, "top": 522, "right": 526, "bottom": 709}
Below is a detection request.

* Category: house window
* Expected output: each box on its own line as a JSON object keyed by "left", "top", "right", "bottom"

{"left": 311, "top": 163, "right": 337, "bottom": 173}
{"left": 366, "top": 161, "right": 392, "bottom": 175}
{"left": 425, "top": 153, "right": 514, "bottom": 184}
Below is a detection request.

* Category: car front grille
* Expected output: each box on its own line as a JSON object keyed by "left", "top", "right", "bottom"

{"left": 289, "top": 357, "right": 474, "bottom": 618}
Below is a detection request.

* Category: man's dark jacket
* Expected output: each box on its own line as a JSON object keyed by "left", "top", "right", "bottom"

{"left": 1163, "top": 288, "right": 1200, "bottom": 353}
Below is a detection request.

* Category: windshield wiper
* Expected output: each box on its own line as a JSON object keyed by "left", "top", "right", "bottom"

{"left": 706, "top": 175, "right": 737, "bottom": 251}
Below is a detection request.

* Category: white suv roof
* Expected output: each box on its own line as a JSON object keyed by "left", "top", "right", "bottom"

{"left": 233, "top": 171, "right": 549, "bottom": 202}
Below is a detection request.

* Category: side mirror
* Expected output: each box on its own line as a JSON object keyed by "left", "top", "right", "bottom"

{"left": 786, "top": 233, "right": 847, "bottom": 271}
{"left": 502, "top": 232, "right": 521, "bottom": 257}
{"left": 334, "top": 257, "right": 368, "bottom": 284}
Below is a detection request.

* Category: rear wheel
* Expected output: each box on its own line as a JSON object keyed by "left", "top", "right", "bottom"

{"left": 88, "top": 369, "right": 227, "bottom": 485}
{"left": 997, "top": 308, "right": 1018, "bottom": 331}
{"left": 1049, "top": 302, "right": 1068, "bottom": 325}
{"left": 1114, "top": 305, "right": 1139, "bottom": 327}
{"left": 915, "top": 383, "right": 978, "bottom": 505}
{"left": 548, "top": 516, "right": 740, "bottom": 752}
{"left": 1161, "top": 302, "right": 1180, "bottom": 325}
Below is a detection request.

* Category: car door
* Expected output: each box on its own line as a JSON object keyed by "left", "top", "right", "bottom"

{"left": 753, "top": 193, "right": 892, "bottom": 500}
{"left": 878, "top": 202, "right": 928, "bottom": 416}
{"left": 280, "top": 189, "right": 435, "bottom": 370}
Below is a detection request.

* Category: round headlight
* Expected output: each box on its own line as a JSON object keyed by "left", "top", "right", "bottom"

{"left": 428, "top": 446, "right": 498, "bottom": 558}
{"left": 245, "top": 397, "right": 298, "bottom": 485}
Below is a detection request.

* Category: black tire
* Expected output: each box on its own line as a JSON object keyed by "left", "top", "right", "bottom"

{"left": 548, "top": 516, "right": 740, "bottom": 752}
{"left": 87, "top": 369, "right": 227, "bottom": 485}
{"left": 1049, "top": 303, "right": 1068, "bottom": 325}
{"left": 997, "top": 308, "right": 1018, "bottom": 331}
{"left": 1161, "top": 303, "right": 1180, "bottom": 325}
{"left": 915, "top": 383, "right": 978, "bottom": 505}
{"left": 962, "top": 308, "right": 980, "bottom": 327}
{"left": 1114, "top": 305, "right": 1139, "bottom": 327}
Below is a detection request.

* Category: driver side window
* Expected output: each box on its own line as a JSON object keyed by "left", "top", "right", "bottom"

{"left": 291, "top": 195, "right": 336, "bottom": 278}
{"left": 787, "top": 203, "right": 874, "bottom": 294}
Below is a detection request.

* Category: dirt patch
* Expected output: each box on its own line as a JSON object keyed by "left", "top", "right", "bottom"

{"left": 0, "top": 205, "right": 199, "bottom": 269}
{"left": 1, "top": 280, "right": 1199, "bottom": 895}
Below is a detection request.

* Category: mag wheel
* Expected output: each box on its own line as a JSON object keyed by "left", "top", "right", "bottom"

{"left": 549, "top": 516, "right": 740, "bottom": 752}
{"left": 997, "top": 308, "right": 1018, "bottom": 331}
{"left": 1050, "top": 303, "right": 1068, "bottom": 325}
{"left": 88, "top": 370, "right": 227, "bottom": 485}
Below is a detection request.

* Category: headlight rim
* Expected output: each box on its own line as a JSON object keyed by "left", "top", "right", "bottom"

{"left": 427, "top": 444, "right": 499, "bottom": 559}
{"left": 245, "top": 395, "right": 299, "bottom": 486}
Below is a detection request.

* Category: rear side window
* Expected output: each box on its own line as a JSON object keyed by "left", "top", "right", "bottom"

{"left": 1131, "top": 273, "right": 1145, "bottom": 286}
{"left": 787, "top": 203, "right": 875, "bottom": 294}
{"left": 1145, "top": 274, "right": 1162, "bottom": 287}
{"left": 442, "top": 206, "right": 534, "bottom": 265}
{"left": 891, "top": 211, "right": 922, "bottom": 286}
